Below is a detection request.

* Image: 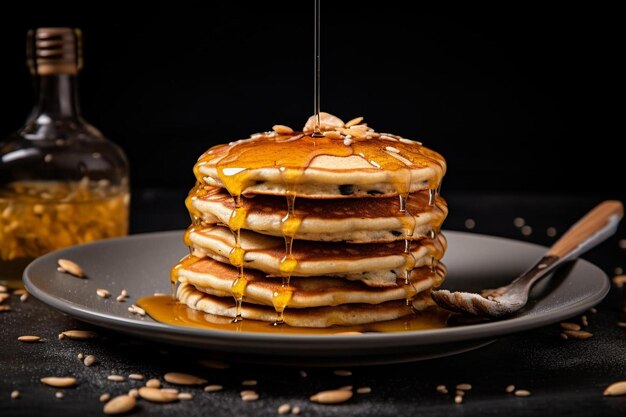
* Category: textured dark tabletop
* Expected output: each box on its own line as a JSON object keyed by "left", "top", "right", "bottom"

{"left": 1, "top": 190, "right": 625, "bottom": 417}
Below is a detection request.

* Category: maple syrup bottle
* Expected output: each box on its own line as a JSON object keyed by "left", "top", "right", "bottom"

{"left": 0, "top": 28, "right": 129, "bottom": 285}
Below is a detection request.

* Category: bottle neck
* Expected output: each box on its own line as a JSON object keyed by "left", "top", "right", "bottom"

{"left": 31, "top": 74, "right": 82, "bottom": 122}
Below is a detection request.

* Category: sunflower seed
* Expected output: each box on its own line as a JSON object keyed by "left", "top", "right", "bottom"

{"left": 0, "top": 285, "right": 7, "bottom": 292}
{"left": 20, "top": 293, "right": 29, "bottom": 302}
{"left": 77, "top": 352, "right": 84, "bottom": 360}
{"left": 436, "top": 385, "right": 448, "bottom": 394}
{"left": 107, "top": 375, "right": 125, "bottom": 382}
{"left": 560, "top": 322, "right": 581, "bottom": 331}
{"left": 11, "top": 390, "right": 19, "bottom": 399}
{"left": 334, "top": 370, "right": 352, "bottom": 377}
{"left": 456, "top": 383, "right": 472, "bottom": 391}
{"left": 278, "top": 403, "right": 291, "bottom": 414}
{"left": 17, "top": 335, "right": 41, "bottom": 343}
{"left": 164, "top": 372, "right": 207, "bottom": 386}
{"left": 506, "top": 385, "right": 515, "bottom": 393}
{"left": 240, "top": 390, "right": 256, "bottom": 397}
{"left": 128, "top": 305, "right": 146, "bottom": 316}
{"left": 242, "top": 380, "right": 257, "bottom": 386}
{"left": 0, "top": 305, "right": 11, "bottom": 312}
{"left": 338, "top": 386, "right": 353, "bottom": 391}
{"left": 40, "top": 377, "right": 77, "bottom": 388}
{"left": 146, "top": 379, "right": 161, "bottom": 388}
{"left": 204, "top": 384, "right": 223, "bottom": 393}
{"left": 161, "top": 388, "right": 179, "bottom": 395}
{"left": 241, "top": 392, "right": 259, "bottom": 401}
{"left": 121, "top": 289, "right": 128, "bottom": 297}
{"left": 129, "top": 373, "right": 144, "bottom": 381}
{"left": 614, "top": 275, "right": 626, "bottom": 287}
{"left": 138, "top": 387, "right": 178, "bottom": 403}
{"left": 62, "top": 330, "right": 98, "bottom": 340}
{"left": 100, "top": 393, "right": 111, "bottom": 402}
{"left": 103, "top": 395, "right": 136, "bottom": 415}
{"left": 198, "top": 359, "right": 230, "bottom": 369}
{"left": 323, "top": 131, "right": 342, "bottom": 140}
{"left": 55, "top": 392, "right": 64, "bottom": 399}
{"left": 454, "top": 395, "right": 463, "bottom": 404}
{"left": 310, "top": 389, "right": 353, "bottom": 404}
{"left": 0, "top": 293, "right": 9, "bottom": 303}
{"left": 563, "top": 330, "right": 593, "bottom": 339}
{"left": 345, "top": 117, "right": 364, "bottom": 128}
{"left": 84, "top": 355, "right": 96, "bottom": 366}
{"left": 178, "top": 392, "right": 193, "bottom": 400}
{"left": 97, "top": 289, "right": 111, "bottom": 299}
{"left": 57, "top": 267, "right": 66, "bottom": 273}
{"left": 357, "top": 387, "right": 372, "bottom": 394}
{"left": 299, "top": 370, "right": 307, "bottom": 378}
{"left": 513, "top": 217, "right": 525, "bottom": 228}
{"left": 57, "top": 333, "right": 65, "bottom": 340}
{"left": 581, "top": 315, "right": 589, "bottom": 326}
{"left": 57, "top": 259, "right": 84, "bottom": 278}
{"left": 617, "top": 322, "right": 626, "bottom": 328}
{"left": 273, "top": 125, "right": 294, "bottom": 135}
{"left": 292, "top": 406, "right": 301, "bottom": 415}
{"left": 343, "top": 137, "right": 353, "bottom": 146}
{"left": 514, "top": 389, "right": 531, "bottom": 397}
{"left": 589, "top": 307, "right": 597, "bottom": 314}
{"left": 603, "top": 381, "right": 626, "bottom": 396}
{"left": 128, "top": 389, "right": 139, "bottom": 398}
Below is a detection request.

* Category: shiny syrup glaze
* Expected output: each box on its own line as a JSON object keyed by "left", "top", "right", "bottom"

{"left": 167, "top": 127, "right": 446, "bottom": 330}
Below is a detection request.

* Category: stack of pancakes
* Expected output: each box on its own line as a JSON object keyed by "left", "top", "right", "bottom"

{"left": 172, "top": 113, "right": 448, "bottom": 328}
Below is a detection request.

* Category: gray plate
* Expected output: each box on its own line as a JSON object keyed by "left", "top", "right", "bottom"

{"left": 23, "top": 230, "right": 609, "bottom": 366}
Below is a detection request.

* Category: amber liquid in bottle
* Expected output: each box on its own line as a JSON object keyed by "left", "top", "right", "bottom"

{"left": 0, "top": 28, "right": 129, "bottom": 285}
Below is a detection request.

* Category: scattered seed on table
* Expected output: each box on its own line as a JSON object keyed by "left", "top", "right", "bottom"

{"left": 436, "top": 385, "right": 448, "bottom": 394}
{"left": 310, "top": 389, "right": 352, "bottom": 404}
{"left": 560, "top": 333, "right": 569, "bottom": 340}
{"left": 464, "top": 218, "right": 476, "bottom": 230}
{"left": 278, "top": 403, "right": 291, "bottom": 414}
{"left": 454, "top": 395, "right": 463, "bottom": 404}
{"left": 128, "top": 389, "right": 138, "bottom": 398}
{"left": 560, "top": 322, "right": 581, "bottom": 331}
{"left": 164, "top": 372, "right": 207, "bottom": 385}
{"left": 55, "top": 392, "right": 64, "bottom": 399}
{"left": 146, "top": 379, "right": 161, "bottom": 388}
{"left": 240, "top": 390, "right": 256, "bottom": 397}
{"left": 603, "top": 381, "right": 626, "bottom": 396}
{"left": 456, "top": 383, "right": 472, "bottom": 391}
{"left": 515, "top": 389, "right": 531, "bottom": 397}
{"left": 84, "top": 355, "right": 96, "bottom": 366}
{"left": 456, "top": 390, "right": 465, "bottom": 396}
{"left": 292, "top": 406, "right": 301, "bottom": 415}
{"left": 17, "top": 335, "right": 41, "bottom": 343}
{"left": 100, "top": 393, "right": 111, "bottom": 402}
{"left": 506, "top": 385, "right": 515, "bottom": 393}
{"left": 178, "top": 392, "right": 193, "bottom": 400}
{"left": 103, "top": 395, "right": 136, "bottom": 415}
{"left": 242, "top": 379, "right": 257, "bottom": 386}
{"left": 513, "top": 217, "right": 525, "bottom": 228}
{"left": 129, "top": 373, "right": 144, "bottom": 381}
{"left": 338, "top": 385, "right": 353, "bottom": 391}
{"left": 77, "top": 353, "right": 84, "bottom": 360}
{"left": 121, "top": 289, "right": 128, "bottom": 297}
{"left": 242, "top": 392, "right": 259, "bottom": 401}
{"left": 204, "top": 384, "right": 223, "bottom": 393}
{"left": 0, "top": 305, "right": 11, "bottom": 312}
{"left": 581, "top": 315, "right": 589, "bottom": 326}
{"left": 521, "top": 225, "right": 533, "bottom": 236}
{"left": 57, "top": 333, "right": 65, "bottom": 340}
{"left": 357, "top": 387, "right": 372, "bottom": 394}
{"left": 589, "top": 307, "right": 597, "bottom": 314}
{"left": 20, "top": 293, "right": 28, "bottom": 302}
{"left": 617, "top": 322, "right": 626, "bottom": 328}
{"left": 138, "top": 387, "right": 178, "bottom": 403}
{"left": 62, "top": 330, "right": 98, "bottom": 340}
{"left": 107, "top": 375, "right": 125, "bottom": 382}
{"left": 563, "top": 330, "right": 593, "bottom": 340}
{"left": 299, "top": 370, "right": 307, "bottom": 378}
{"left": 40, "top": 377, "right": 77, "bottom": 388}
{"left": 546, "top": 227, "right": 557, "bottom": 237}
{"left": 334, "top": 370, "right": 352, "bottom": 377}
{"left": 161, "top": 388, "right": 179, "bottom": 395}
{"left": 11, "top": 390, "right": 19, "bottom": 399}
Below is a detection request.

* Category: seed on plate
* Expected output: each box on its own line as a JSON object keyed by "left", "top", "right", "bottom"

{"left": 17, "top": 335, "right": 41, "bottom": 343}
{"left": 560, "top": 322, "right": 581, "bottom": 331}
{"left": 97, "top": 289, "right": 111, "bottom": 299}
{"left": 357, "top": 387, "right": 372, "bottom": 394}
{"left": 310, "top": 389, "right": 353, "bottom": 404}
{"left": 563, "top": 330, "right": 593, "bottom": 339}
{"left": 178, "top": 392, "right": 193, "bottom": 400}
{"left": 454, "top": 395, "right": 463, "bottom": 404}
{"left": 55, "top": 392, "right": 64, "bottom": 399}
{"left": 603, "top": 381, "right": 626, "bottom": 396}
{"left": 272, "top": 125, "right": 294, "bottom": 135}
{"left": 20, "top": 293, "right": 29, "bottom": 302}
{"left": 242, "top": 380, "right": 257, "bottom": 386}
{"left": 334, "top": 370, "right": 352, "bottom": 377}
{"left": 278, "top": 403, "right": 291, "bottom": 414}
{"left": 456, "top": 383, "right": 472, "bottom": 391}
{"left": 128, "top": 305, "right": 146, "bottom": 316}
{"left": 146, "top": 379, "right": 161, "bottom": 388}
{"left": 198, "top": 359, "right": 230, "bottom": 369}
{"left": 129, "top": 373, "right": 144, "bottom": 381}
{"left": 62, "top": 330, "right": 98, "bottom": 340}
{"left": 164, "top": 372, "right": 207, "bottom": 386}
{"left": 107, "top": 375, "right": 125, "bottom": 382}
{"left": 343, "top": 137, "right": 353, "bottom": 146}
{"left": 138, "top": 387, "right": 178, "bottom": 403}
{"left": 581, "top": 315, "right": 589, "bottom": 326}
{"left": 241, "top": 392, "right": 259, "bottom": 401}
{"left": 121, "top": 289, "right": 128, "bottom": 297}
{"left": 57, "top": 259, "right": 84, "bottom": 278}
{"left": 204, "top": 384, "right": 223, "bottom": 393}
{"left": 40, "top": 377, "right": 77, "bottom": 388}
{"left": 103, "top": 394, "right": 136, "bottom": 415}
{"left": 11, "top": 390, "right": 20, "bottom": 399}
{"left": 323, "top": 131, "right": 342, "bottom": 140}
{"left": 116, "top": 295, "right": 126, "bottom": 302}
{"left": 514, "top": 389, "right": 531, "bottom": 397}
{"left": 57, "top": 267, "right": 66, "bottom": 273}
{"left": 128, "top": 388, "right": 139, "bottom": 398}
{"left": 506, "top": 385, "right": 515, "bottom": 393}
{"left": 436, "top": 384, "right": 448, "bottom": 394}
{"left": 100, "top": 393, "right": 111, "bottom": 402}
{"left": 292, "top": 406, "right": 301, "bottom": 415}
{"left": 84, "top": 355, "right": 96, "bottom": 366}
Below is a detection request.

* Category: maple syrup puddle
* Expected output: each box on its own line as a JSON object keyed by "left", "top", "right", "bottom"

{"left": 137, "top": 295, "right": 451, "bottom": 335}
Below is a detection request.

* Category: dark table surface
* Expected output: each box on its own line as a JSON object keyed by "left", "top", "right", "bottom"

{"left": 1, "top": 190, "right": 625, "bottom": 417}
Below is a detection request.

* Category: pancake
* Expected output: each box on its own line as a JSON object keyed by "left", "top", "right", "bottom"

{"left": 177, "top": 257, "right": 446, "bottom": 308}
{"left": 176, "top": 282, "right": 433, "bottom": 328}
{"left": 190, "top": 187, "right": 447, "bottom": 243}
{"left": 194, "top": 114, "right": 446, "bottom": 198}
{"left": 186, "top": 225, "right": 446, "bottom": 286}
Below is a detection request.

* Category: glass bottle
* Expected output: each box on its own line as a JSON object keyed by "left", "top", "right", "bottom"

{"left": 0, "top": 28, "right": 129, "bottom": 285}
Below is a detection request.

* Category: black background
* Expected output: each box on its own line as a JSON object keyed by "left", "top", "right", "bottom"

{"left": 0, "top": 2, "right": 620, "bottom": 195}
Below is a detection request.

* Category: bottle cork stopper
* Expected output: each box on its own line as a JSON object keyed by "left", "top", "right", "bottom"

{"left": 27, "top": 27, "right": 83, "bottom": 75}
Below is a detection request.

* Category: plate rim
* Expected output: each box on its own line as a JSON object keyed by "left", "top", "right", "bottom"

{"left": 23, "top": 230, "right": 610, "bottom": 348}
